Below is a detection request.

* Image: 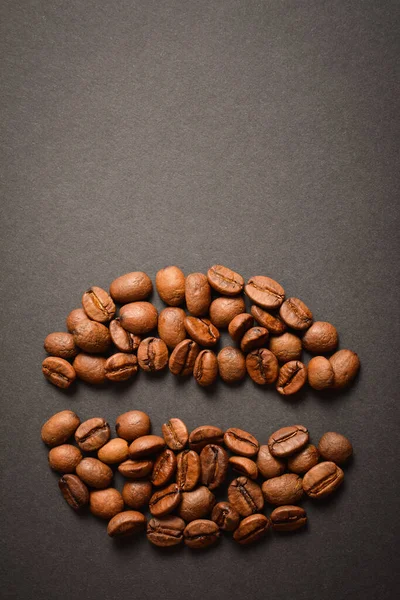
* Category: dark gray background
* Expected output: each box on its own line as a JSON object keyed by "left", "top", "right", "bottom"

{"left": 1, "top": 1, "right": 399, "bottom": 599}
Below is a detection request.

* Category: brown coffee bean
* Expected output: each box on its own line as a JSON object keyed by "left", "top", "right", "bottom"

{"left": 155, "top": 266, "right": 185, "bottom": 306}
{"left": 118, "top": 459, "right": 153, "bottom": 479}
{"left": 58, "top": 474, "right": 89, "bottom": 510}
{"left": 151, "top": 449, "right": 177, "bottom": 486}
{"left": 307, "top": 356, "right": 334, "bottom": 390}
{"left": 269, "top": 333, "right": 302, "bottom": 364}
{"left": 276, "top": 361, "right": 307, "bottom": 395}
{"left": 66, "top": 308, "right": 90, "bottom": 332}
{"left": 48, "top": 445, "right": 82, "bottom": 473}
{"left": 176, "top": 450, "right": 201, "bottom": 491}
{"left": 109, "top": 318, "right": 141, "bottom": 353}
{"left": 228, "top": 477, "right": 264, "bottom": 517}
{"left": 233, "top": 514, "right": 270, "bottom": 545}
{"left": 76, "top": 458, "right": 113, "bottom": 489}
{"left": 73, "top": 321, "right": 111, "bottom": 354}
{"left": 162, "top": 418, "right": 188, "bottom": 451}
{"left": 217, "top": 347, "right": 246, "bottom": 383}
{"left": 109, "top": 271, "right": 152, "bottom": 303}
{"left": 168, "top": 339, "right": 200, "bottom": 376}
{"left": 270, "top": 505, "right": 307, "bottom": 532}
{"left": 107, "top": 510, "right": 147, "bottom": 538}
{"left": 193, "top": 350, "right": 218, "bottom": 387}
{"left": 279, "top": 297, "right": 313, "bottom": 331}
{"left": 90, "top": 488, "right": 124, "bottom": 519}
{"left": 318, "top": 432, "right": 353, "bottom": 465}
{"left": 251, "top": 305, "right": 287, "bottom": 335}
{"left": 98, "top": 438, "right": 129, "bottom": 464}
{"left": 303, "top": 461, "right": 344, "bottom": 499}
{"left": 185, "top": 273, "right": 212, "bottom": 316}
{"left": 42, "top": 357, "right": 76, "bottom": 389}
{"left": 224, "top": 428, "right": 259, "bottom": 457}
{"left": 119, "top": 302, "right": 158, "bottom": 335}
{"left": 75, "top": 418, "right": 111, "bottom": 452}
{"left": 44, "top": 332, "right": 78, "bottom": 359}
{"left": 105, "top": 353, "right": 138, "bottom": 381}
{"left": 287, "top": 445, "right": 319, "bottom": 474}
{"left": 211, "top": 501, "right": 240, "bottom": 532}
{"left": 137, "top": 337, "right": 169, "bottom": 372}
{"left": 262, "top": 473, "right": 303, "bottom": 505}
{"left": 245, "top": 276, "right": 285, "bottom": 309}
{"left": 207, "top": 265, "right": 244, "bottom": 296}
{"left": 329, "top": 349, "right": 360, "bottom": 389}
{"left": 147, "top": 515, "right": 186, "bottom": 547}
{"left": 41, "top": 410, "right": 80, "bottom": 447}
{"left": 209, "top": 296, "right": 246, "bottom": 328}
{"left": 184, "top": 519, "right": 220, "bottom": 549}
{"left": 157, "top": 307, "right": 187, "bottom": 349}
{"left": 302, "top": 321, "right": 338, "bottom": 354}
{"left": 240, "top": 327, "right": 269, "bottom": 353}
{"left": 229, "top": 456, "right": 258, "bottom": 480}
{"left": 82, "top": 286, "right": 116, "bottom": 323}
{"left": 200, "top": 444, "right": 228, "bottom": 490}
{"left": 268, "top": 425, "right": 309, "bottom": 458}
{"left": 246, "top": 348, "right": 279, "bottom": 385}
{"left": 122, "top": 480, "right": 152, "bottom": 509}
{"left": 178, "top": 486, "right": 216, "bottom": 522}
{"left": 73, "top": 354, "right": 107, "bottom": 384}
{"left": 115, "top": 410, "right": 151, "bottom": 442}
{"left": 256, "top": 445, "right": 285, "bottom": 479}
{"left": 228, "top": 313, "right": 254, "bottom": 342}
{"left": 129, "top": 435, "right": 165, "bottom": 458}
{"left": 184, "top": 317, "right": 220, "bottom": 347}
{"left": 189, "top": 425, "right": 224, "bottom": 452}
{"left": 149, "top": 483, "right": 181, "bottom": 516}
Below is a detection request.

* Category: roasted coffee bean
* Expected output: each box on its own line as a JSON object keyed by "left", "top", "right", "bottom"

{"left": 207, "top": 265, "right": 244, "bottom": 296}
{"left": 73, "top": 354, "right": 107, "bottom": 384}
{"left": 75, "top": 418, "right": 110, "bottom": 452}
{"left": 176, "top": 450, "right": 201, "bottom": 491}
{"left": 245, "top": 276, "right": 285, "bottom": 309}
{"left": 318, "top": 432, "right": 353, "bottom": 465}
{"left": 268, "top": 425, "right": 309, "bottom": 458}
{"left": 303, "top": 461, "right": 344, "bottom": 499}
{"left": 119, "top": 302, "right": 158, "bottom": 335}
{"left": 257, "top": 445, "right": 285, "bottom": 479}
{"left": 109, "top": 318, "right": 141, "bottom": 353}
{"left": 122, "top": 480, "right": 152, "bottom": 509}
{"left": 44, "top": 332, "right": 78, "bottom": 359}
{"left": 307, "top": 356, "right": 334, "bottom": 390}
{"left": 90, "top": 488, "right": 124, "bottom": 519}
{"left": 129, "top": 435, "right": 166, "bottom": 458}
{"left": 262, "top": 473, "right": 303, "bottom": 505}
{"left": 168, "top": 339, "right": 200, "bottom": 375}
{"left": 209, "top": 296, "right": 246, "bottom": 328}
{"left": 302, "top": 321, "right": 338, "bottom": 354}
{"left": 48, "top": 444, "right": 82, "bottom": 473}
{"left": 66, "top": 308, "right": 90, "bottom": 332}
{"left": 217, "top": 347, "right": 246, "bottom": 383}
{"left": 162, "top": 418, "right": 188, "bottom": 451}
{"left": 329, "top": 349, "right": 360, "bottom": 389}
{"left": 228, "top": 477, "right": 264, "bottom": 517}
{"left": 178, "top": 486, "right": 216, "bottom": 522}
{"left": 240, "top": 327, "right": 269, "bottom": 353}
{"left": 211, "top": 501, "right": 240, "bottom": 532}
{"left": 184, "top": 317, "right": 220, "bottom": 347}
{"left": 233, "top": 514, "right": 270, "bottom": 545}
{"left": 105, "top": 353, "right": 138, "bottom": 381}
{"left": 155, "top": 266, "right": 185, "bottom": 306}
{"left": 246, "top": 348, "right": 279, "bottom": 385}
{"left": 115, "top": 410, "right": 151, "bottom": 442}
{"left": 228, "top": 313, "right": 254, "bottom": 342}
{"left": 279, "top": 297, "right": 313, "bottom": 331}
{"left": 270, "top": 505, "right": 307, "bottom": 532}
{"left": 157, "top": 307, "right": 187, "bottom": 349}
{"left": 137, "top": 337, "right": 169, "bottom": 372}
{"left": 41, "top": 410, "right": 80, "bottom": 447}
{"left": 193, "top": 350, "right": 218, "bottom": 387}
{"left": 276, "top": 361, "right": 307, "bottom": 395}
{"left": 251, "top": 305, "right": 287, "bottom": 335}
{"left": 189, "top": 425, "right": 224, "bottom": 452}
{"left": 184, "top": 519, "right": 220, "bottom": 549}
{"left": 109, "top": 271, "right": 152, "bottom": 303}
{"left": 107, "top": 510, "right": 147, "bottom": 538}
{"left": 185, "top": 273, "right": 211, "bottom": 317}
{"left": 73, "top": 321, "right": 111, "bottom": 354}
{"left": 82, "top": 286, "right": 116, "bottom": 323}
{"left": 98, "top": 438, "right": 129, "bottom": 464}
{"left": 76, "top": 458, "right": 113, "bottom": 489}
{"left": 42, "top": 357, "right": 76, "bottom": 389}
{"left": 151, "top": 449, "right": 177, "bottom": 486}
{"left": 118, "top": 459, "right": 153, "bottom": 479}
{"left": 287, "top": 445, "right": 319, "bottom": 474}
{"left": 59, "top": 474, "right": 89, "bottom": 510}
{"left": 224, "top": 428, "right": 259, "bottom": 457}
{"left": 269, "top": 333, "right": 302, "bottom": 364}
{"left": 149, "top": 483, "right": 181, "bottom": 516}
{"left": 147, "top": 515, "right": 186, "bottom": 547}
{"left": 229, "top": 456, "right": 258, "bottom": 480}
{"left": 200, "top": 444, "right": 228, "bottom": 489}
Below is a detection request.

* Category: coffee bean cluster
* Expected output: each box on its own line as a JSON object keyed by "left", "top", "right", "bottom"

{"left": 41, "top": 409, "right": 353, "bottom": 547}
{"left": 42, "top": 265, "right": 360, "bottom": 394}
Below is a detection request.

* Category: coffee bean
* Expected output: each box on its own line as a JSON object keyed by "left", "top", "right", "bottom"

{"left": 276, "top": 361, "right": 307, "bottom": 395}
{"left": 184, "top": 519, "right": 220, "bottom": 549}
{"left": 137, "top": 337, "right": 169, "bottom": 372}
{"left": 224, "top": 428, "right": 259, "bottom": 457}
{"left": 245, "top": 276, "right": 285, "bottom": 309}
{"left": 109, "top": 271, "right": 152, "bottom": 303}
{"left": 329, "top": 349, "right": 360, "bottom": 389}
{"left": 229, "top": 456, "right": 258, "bottom": 480}
{"left": 251, "top": 305, "right": 287, "bottom": 335}
{"left": 76, "top": 458, "right": 113, "bottom": 489}
{"left": 256, "top": 445, "right": 286, "bottom": 479}
{"left": 269, "top": 333, "right": 302, "bottom": 364}
{"left": 228, "top": 477, "right": 264, "bottom": 517}
{"left": 157, "top": 307, "right": 187, "bottom": 349}
{"left": 42, "top": 357, "right": 76, "bottom": 389}
{"left": 189, "top": 425, "right": 224, "bottom": 452}
{"left": 168, "top": 339, "right": 200, "bottom": 375}
{"left": 75, "top": 418, "right": 111, "bottom": 452}
{"left": 146, "top": 515, "right": 186, "bottom": 547}
{"left": 185, "top": 273, "right": 211, "bottom": 316}
{"left": 287, "top": 445, "right": 319, "bottom": 474}
{"left": 176, "top": 450, "right": 201, "bottom": 491}
{"left": 122, "top": 480, "right": 153, "bottom": 509}
{"left": 149, "top": 483, "right": 181, "bottom": 516}
{"left": 66, "top": 308, "right": 90, "bottom": 332}
{"left": 109, "top": 318, "right": 141, "bottom": 353}
{"left": 318, "top": 432, "right": 353, "bottom": 465}
{"left": 44, "top": 332, "right": 78, "bottom": 359}
{"left": 246, "top": 348, "right": 279, "bottom": 385}
{"left": 48, "top": 445, "right": 82, "bottom": 473}
{"left": 155, "top": 266, "right": 185, "bottom": 306}
{"left": 193, "top": 349, "right": 218, "bottom": 387}
{"left": 262, "top": 473, "right": 303, "bottom": 505}
{"left": 233, "top": 514, "right": 270, "bottom": 545}
{"left": 228, "top": 313, "right": 254, "bottom": 342}
{"left": 98, "top": 438, "right": 129, "bottom": 464}
{"left": 268, "top": 425, "right": 309, "bottom": 458}
{"left": 302, "top": 321, "right": 338, "bottom": 354}
{"left": 151, "top": 449, "right": 177, "bottom": 486}
{"left": 279, "top": 297, "right": 313, "bottom": 331}
{"left": 270, "top": 505, "right": 307, "bottom": 532}
{"left": 211, "top": 501, "right": 240, "bottom": 532}
{"left": 41, "top": 410, "right": 80, "bottom": 447}
{"left": 82, "top": 286, "right": 116, "bottom": 323}
{"left": 118, "top": 459, "right": 153, "bottom": 479}
{"left": 162, "top": 418, "right": 188, "bottom": 451}
{"left": 59, "top": 474, "right": 89, "bottom": 510}
{"left": 119, "top": 302, "right": 158, "bottom": 335}
{"left": 105, "top": 353, "right": 138, "bottom": 381}
{"left": 217, "top": 347, "right": 246, "bottom": 383}
{"left": 302, "top": 461, "right": 344, "bottom": 499}
{"left": 240, "top": 327, "right": 269, "bottom": 353}
{"left": 129, "top": 435, "right": 166, "bottom": 458}
{"left": 307, "top": 356, "right": 334, "bottom": 390}
{"left": 107, "top": 511, "right": 147, "bottom": 538}
{"left": 178, "top": 486, "right": 216, "bottom": 522}
{"left": 90, "top": 488, "right": 124, "bottom": 519}
{"left": 209, "top": 296, "right": 246, "bottom": 328}
{"left": 200, "top": 444, "right": 228, "bottom": 489}
{"left": 73, "top": 321, "right": 111, "bottom": 354}
{"left": 115, "top": 410, "right": 151, "bottom": 442}
{"left": 184, "top": 316, "right": 220, "bottom": 347}
{"left": 73, "top": 354, "right": 107, "bottom": 384}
